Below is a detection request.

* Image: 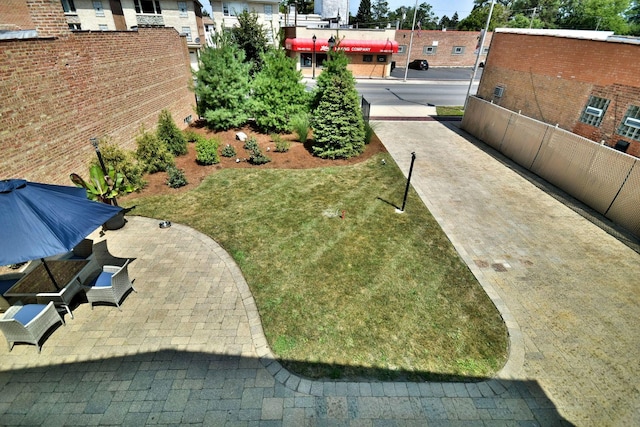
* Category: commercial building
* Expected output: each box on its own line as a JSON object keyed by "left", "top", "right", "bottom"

{"left": 393, "top": 30, "right": 492, "bottom": 68}
{"left": 477, "top": 29, "right": 640, "bottom": 157}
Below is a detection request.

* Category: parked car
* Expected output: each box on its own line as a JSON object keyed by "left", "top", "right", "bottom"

{"left": 408, "top": 59, "right": 429, "bottom": 70}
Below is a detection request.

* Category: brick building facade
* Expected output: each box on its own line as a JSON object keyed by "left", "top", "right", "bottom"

{"left": 392, "top": 30, "right": 492, "bottom": 68}
{"left": 477, "top": 29, "right": 640, "bottom": 157}
{"left": 0, "top": 0, "right": 195, "bottom": 184}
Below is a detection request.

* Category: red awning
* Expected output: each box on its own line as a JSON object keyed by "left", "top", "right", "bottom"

{"left": 285, "top": 38, "right": 398, "bottom": 54}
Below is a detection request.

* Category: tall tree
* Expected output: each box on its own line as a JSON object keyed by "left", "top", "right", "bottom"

{"left": 230, "top": 10, "right": 270, "bottom": 75}
{"left": 458, "top": 3, "right": 508, "bottom": 30}
{"left": 311, "top": 48, "right": 365, "bottom": 159}
{"left": 194, "top": 34, "right": 251, "bottom": 131}
{"left": 354, "top": 0, "right": 373, "bottom": 27}
{"left": 511, "top": 0, "right": 560, "bottom": 27}
{"left": 557, "top": 0, "right": 630, "bottom": 33}
{"left": 451, "top": 12, "right": 460, "bottom": 28}
{"left": 250, "top": 49, "right": 309, "bottom": 133}
{"left": 439, "top": 15, "right": 451, "bottom": 29}
{"left": 372, "top": 0, "right": 390, "bottom": 23}
{"left": 391, "top": 3, "right": 438, "bottom": 30}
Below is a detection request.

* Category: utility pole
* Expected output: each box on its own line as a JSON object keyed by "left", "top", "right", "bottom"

{"left": 464, "top": 0, "right": 495, "bottom": 111}
{"left": 529, "top": 7, "right": 537, "bottom": 28}
{"left": 403, "top": 0, "right": 419, "bottom": 82}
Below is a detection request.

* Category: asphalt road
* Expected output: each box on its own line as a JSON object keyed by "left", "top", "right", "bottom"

{"left": 356, "top": 68, "right": 481, "bottom": 107}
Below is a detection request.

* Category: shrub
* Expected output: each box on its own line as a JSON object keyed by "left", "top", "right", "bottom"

{"left": 91, "top": 137, "right": 146, "bottom": 190}
{"left": 271, "top": 134, "right": 290, "bottom": 153}
{"left": 166, "top": 166, "right": 188, "bottom": 188}
{"left": 250, "top": 49, "right": 310, "bottom": 133}
{"left": 157, "top": 109, "right": 187, "bottom": 156}
{"left": 243, "top": 136, "right": 259, "bottom": 152}
{"left": 221, "top": 144, "right": 237, "bottom": 157}
{"left": 290, "top": 114, "right": 310, "bottom": 143}
{"left": 364, "top": 121, "right": 377, "bottom": 145}
{"left": 135, "top": 128, "right": 175, "bottom": 173}
{"left": 248, "top": 147, "right": 271, "bottom": 165}
{"left": 183, "top": 129, "right": 201, "bottom": 143}
{"left": 195, "top": 137, "right": 220, "bottom": 165}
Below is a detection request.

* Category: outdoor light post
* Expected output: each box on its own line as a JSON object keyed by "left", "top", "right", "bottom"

{"left": 328, "top": 35, "right": 336, "bottom": 54}
{"left": 90, "top": 137, "right": 108, "bottom": 176}
{"left": 312, "top": 34, "right": 317, "bottom": 79}
{"left": 397, "top": 152, "right": 416, "bottom": 213}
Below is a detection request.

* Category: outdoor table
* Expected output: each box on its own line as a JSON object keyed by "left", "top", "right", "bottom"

{"left": 3, "top": 260, "right": 89, "bottom": 301}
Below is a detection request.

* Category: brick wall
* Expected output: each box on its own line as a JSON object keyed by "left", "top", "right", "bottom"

{"left": 26, "top": 0, "right": 70, "bottom": 37}
{"left": 477, "top": 32, "right": 640, "bottom": 157}
{"left": 393, "top": 30, "right": 491, "bottom": 68}
{"left": 0, "top": 28, "right": 194, "bottom": 184}
{"left": 0, "top": 0, "right": 34, "bottom": 31}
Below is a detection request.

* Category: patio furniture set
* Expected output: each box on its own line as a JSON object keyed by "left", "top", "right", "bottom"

{"left": 0, "top": 240, "right": 136, "bottom": 353}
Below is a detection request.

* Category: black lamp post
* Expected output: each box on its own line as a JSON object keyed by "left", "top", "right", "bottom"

{"left": 312, "top": 34, "right": 317, "bottom": 79}
{"left": 328, "top": 35, "right": 336, "bottom": 54}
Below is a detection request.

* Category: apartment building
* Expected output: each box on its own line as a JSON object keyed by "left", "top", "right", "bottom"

{"left": 60, "top": 0, "right": 205, "bottom": 68}
{"left": 209, "top": 0, "right": 280, "bottom": 44}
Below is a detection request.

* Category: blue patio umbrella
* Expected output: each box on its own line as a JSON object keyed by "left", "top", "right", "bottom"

{"left": 0, "top": 179, "right": 122, "bottom": 288}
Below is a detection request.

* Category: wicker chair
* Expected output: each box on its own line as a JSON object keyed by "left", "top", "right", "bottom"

{"left": 36, "top": 279, "right": 82, "bottom": 319}
{"left": 83, "top": 260, "right": 135, "bottom": 310}
{"left": 0, "top": 301, "right": 65, "bottom": 353}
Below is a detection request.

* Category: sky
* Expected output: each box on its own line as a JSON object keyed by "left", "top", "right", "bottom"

{"left": 200, "top": 1, "right": 476, "bottom": 21}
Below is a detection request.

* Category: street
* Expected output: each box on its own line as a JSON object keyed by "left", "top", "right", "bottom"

{"left": 356, "top": 67, "right": 481, "bottom": 107}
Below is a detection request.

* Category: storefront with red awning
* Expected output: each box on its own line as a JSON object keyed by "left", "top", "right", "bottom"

{"left": 284, "top": 37, "right": 399, "bottom": 78}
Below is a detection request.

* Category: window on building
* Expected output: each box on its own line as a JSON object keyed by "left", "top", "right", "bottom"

{"left": 68, "top": 23, "right": 81, "bottom": 30}
{"left": 617, "top": 105, "right": 640, "bottom": 141}
{"left": 264, "top": 4, "right": 272, "bottom": 18}
{"left": 182, "top": 26, "right": 192, "bottom": 42}
{"left": 482, "top": 47, "right": 489, "bottom": 54}
{"left": 579, "top": 96, "right": 610, "bottom": 127}
{"left": 223, "top": 2, "right": 248, "bottom": 16}
{"left": 98, "top": 24, "right": 108, "bottom": 31}
{"left": 424, "top": 46, "right": 436, "bottom": 55}
{"left": 61, "top": 0, "right": 76, "bottom": 13}
{"left": 301, "top": 53, "right": 312, "bottom": 67}
{"left": 134, "top": 0, "right": 161, "bottom": 14}
{"left": 316, "top": 54, "right": 327, "bottom": 67}
{"left": 363, "top": 55, "right": 373, "bottom": 62}
{"left": 93, "top": 1, "right": 104, "bottom": 17}
{"left": 178, "top": 1, "right": 188, "bottom": 17}
{"left": 452, "top": 46, "right": 465, "bottom": 55}
{"left": 397, "top": 45, "right": 406, "bottom": 54}
{"left": 377, "top": 55, "right": 387, "bottom": 63}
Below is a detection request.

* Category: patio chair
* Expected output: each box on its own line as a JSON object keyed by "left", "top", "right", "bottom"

{"left": 36, "top": 279, "right": 82, "bottom": 319}
{"left": 0, "top": 301, "right": 65, "bottom": 353}
{"left": 82, "top": 260, "right": 135, "bottom": 310}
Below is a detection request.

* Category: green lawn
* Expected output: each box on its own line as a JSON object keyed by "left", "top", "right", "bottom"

{"left": 123, "top": 152, "right": 507, "bottom": 381}
{"left": 436, "top": 106, "right": 465, "bottom": 116}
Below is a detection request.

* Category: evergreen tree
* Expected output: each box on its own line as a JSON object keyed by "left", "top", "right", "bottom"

{"left": 451, "top": 12, "right": 460, "bottom": 28}
{"left": 439, "top": 15, "right": 451, "bottom": 29}
{"left": 251, "top": 49, "right": 310, "bottom": 133}
{"left": 156, "top": 109, "right": 187, "bottom": 156}
{"left": 231, "top": 10, "right": 270, "bottom": 75}
{"left": 458, "top": 3, "right": 508, "bottom": 30}
{"left": 311, "top": 48, "right": 365, "bottom": 159}
{"left": 194, "top": 34, "right": 251, "bottom": 131}
{"left": 354, "top": 0, "right": 373, "bottom": 27}
{"left": 372, "top": 0, "right": 390, "bottom": 23}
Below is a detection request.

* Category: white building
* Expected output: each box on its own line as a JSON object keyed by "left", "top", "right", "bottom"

{"left": 208, "top": 0, "right": 281, "bottom": 44}
{"left": 60, "top": 0, "right": 206, "bottom": 69}
{"left": 314, "top": 0, "right": 348, "bottom": 27}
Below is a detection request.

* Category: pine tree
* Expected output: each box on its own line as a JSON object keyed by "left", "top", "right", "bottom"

{"left": 310, "top": 49, "right": 365, "bottom": 159}
{"left": 231, "top": 10, "right": 270, "bottom": 75}
{"left": 194, "top": 34, "right": 251, "bottom": 131}
{"left": 156, "top": 109, "right": 187, "bottom": 156}
{"left": 354, "top": 0, "right": 373, "bottom": 27}
{"left": 251, "top": 49, "right": 309, "bottom": 133}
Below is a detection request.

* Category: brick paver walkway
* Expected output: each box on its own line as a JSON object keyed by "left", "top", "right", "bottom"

{"left": 0, "top": 120, "right": 638, "bottom": 426}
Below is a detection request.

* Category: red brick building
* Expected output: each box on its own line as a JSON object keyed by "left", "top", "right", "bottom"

{"left": 392, "top": 30, "right": 492, "bottom": 68}
{"left": 477, "top": 29, "right": 640, "bottom": 158}
{"left": 0, "top": 0, "right": 195, "bottom": 184}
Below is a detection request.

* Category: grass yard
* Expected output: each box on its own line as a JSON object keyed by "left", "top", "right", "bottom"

{"left": 123, "top": 152, "right": 507, "bottom": 381}
{"left": 436, "top": 106, "right": 465, "bottom": 116}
